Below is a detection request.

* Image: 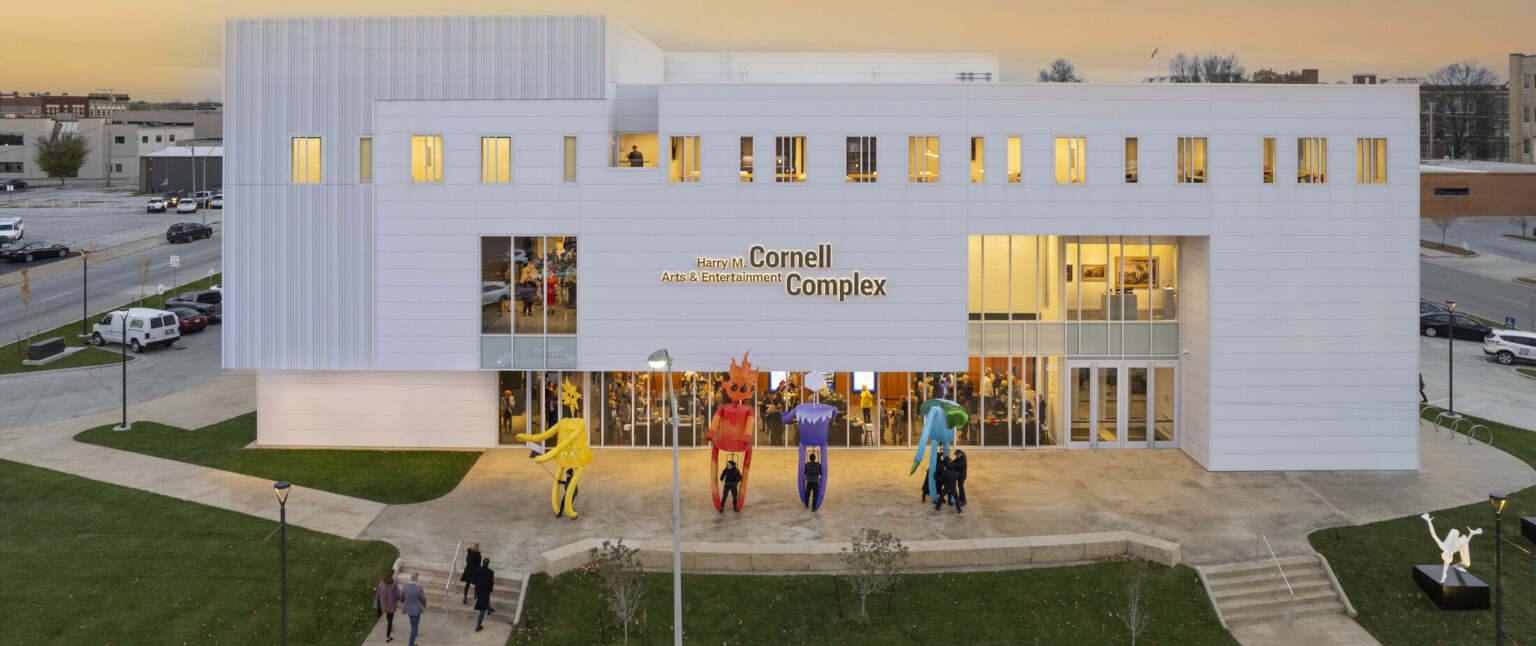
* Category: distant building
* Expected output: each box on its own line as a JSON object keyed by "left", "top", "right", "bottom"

{"left": 1420, "top": 159, "right": 1536, "bottom": 218}
{"left": 0, "top": 116, "right": 192, "bottom": 184}
{"left": 140, "top": 145, "right": 222, "bottom": 194}
{"left": 1362, "top": 75, "right": 1510, "bottom": 161}
{"left": 120, "top": 109, "right": 223, "bottom": 140}
{"left": 88, "top": 93, "right": 130, "bottom": 118}
{"left": 0, "top": 92, "right": 89, "bottom": 118}
{"left": 1511, "top": 53, "right": 1536, "bottom": 164}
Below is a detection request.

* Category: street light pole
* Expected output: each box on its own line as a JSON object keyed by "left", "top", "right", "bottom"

{"left": 1491, "top": 492, "right": 1507, "bottom": 646}
{"left": 647, "top": 348, "right": 683, "bottom": 646}
{"left": 275, "top": 481, "right": 291, "bottom": 646}
{"left": 80, "top": 248, "right": 89, "bottom": 337}
{"left": 112, "top": 310, "right": 129, "bottom": 431}
{"left": 1446, "top": 301, "right": 1456, "bottom": 418}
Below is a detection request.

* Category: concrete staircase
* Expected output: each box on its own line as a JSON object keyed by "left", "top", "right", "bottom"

{"left": 397, "top": 560, "right": 528, "bottom": 627}
{"left": 1199, "top": 554, "right": 1352, "bottom": 628}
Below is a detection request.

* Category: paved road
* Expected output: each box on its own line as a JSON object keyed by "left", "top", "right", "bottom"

{"left": 0, "top": 234, "right": 222, "bottom": 344}
{"left": 1421, "top": 259, "right": 1536, "bottom": 329}
{"left": 1421, "top": 216, "right": 1536, "bottom": 265}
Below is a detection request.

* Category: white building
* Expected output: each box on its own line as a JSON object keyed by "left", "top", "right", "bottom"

{"left": 225, "top": 16, "right": 1420, "bottom": 471}
{"left": 0, "top": 116, "right": 191, "bottom": 183}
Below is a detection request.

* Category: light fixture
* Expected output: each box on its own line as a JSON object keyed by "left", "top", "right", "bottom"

{"left": 1447, "top": 301, "right": 1457, "bottom": 311}
{"left": 274, "top": 480, "right": 291, "bottom": 504}
{"left": 648, "top": 349, "right": 671, "bottom": 371}
{"left": 1491, "top": 492, "right": 1507, "bottom": 515}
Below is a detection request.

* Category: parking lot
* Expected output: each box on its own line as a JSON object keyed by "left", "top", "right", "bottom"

{"left": 0, "top": 184, "right": 221, "bottom": 276}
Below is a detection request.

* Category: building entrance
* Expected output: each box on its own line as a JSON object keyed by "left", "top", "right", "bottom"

{"left": 1066, "top": 361, "right": 1177, "bottom": 449}
{"left": 498, "top": 371, "right": 585, "bottom": 446}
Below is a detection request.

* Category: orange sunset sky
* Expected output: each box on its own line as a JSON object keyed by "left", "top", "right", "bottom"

{"left": 6, "top": 0, "right": 1532, "bottom": 101}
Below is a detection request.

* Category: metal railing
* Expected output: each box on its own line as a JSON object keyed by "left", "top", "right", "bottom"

{"left": 1254, "top": 532, "right": 1295, "bottom": 627}
{"left": 444, "top": 538, "right": 462, "bottom": 625}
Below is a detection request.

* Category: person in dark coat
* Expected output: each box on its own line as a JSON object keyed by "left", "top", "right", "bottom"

{"left": 952, "top": 449, "right": 968, "bottom": 507}
{"left": 374, "top": 569, "right": 401, "bottom": 643}
{"left": 460, "top": 543, "right": 482, "bottom": 603}
{"left": 719, "top": 460, "right": 742, "bottom": 513}
{"left": 935, "top": 463, "right": 960, "bottom": 513}
{"left": 474, "top": 558, "right": 496, "bottom": 632}
{"left": 803, "top": 452, "right": 823, "bottom": 512}
{"left": 556, "top": 468, "right": 579, "bottom": 518}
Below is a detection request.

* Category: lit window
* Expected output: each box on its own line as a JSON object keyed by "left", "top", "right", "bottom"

{"left": 1176, "top": 137, "right": 1206, "bottom": 184}
{"left": 1124, "top": 137, "right": 1138, "bottom": 183}
{"left": 1262, "top": 138, "right": 1275, "bottom": 183}
{"left": 1054, "top": 137, "right": 1086, "bottom": 183}
{"left": 1356, "top": 138, "right": 1387, "bottom": 184}
{"left": 359, "top": 137, "right": 372, "bottom": 184}
{"left": 482, "top": 137, "right": 511, "bottom": 183}
{"left": 290, "top": 137, "right": 321, "bottom": 183}
{"left": 411, "top": 135, "right": 443, "bottom": 182}
{"left": 775, "top": 136, "right": 805, "bottom": 183}
{"left": 908, "top": 136, "right": 939, "bottom": 183}
{"left": 1007, "top": 137, "right": 1021, "bottom": 183}
{"left": 1297, "top": 137, "right": 1327, "bottom": 183}
{"left": 739, "top": 137, "right": 753, "bottom": 182}
{"left": 563, "top": 136, "right": 577, "bottom": 182}
{"left": 970, "top": 137, "right": 984, "bottom": 183}
{"left": 846, "top": 136, "right": 877, "bottom": 183}
{"left": 669, "top": 136, "right": 700, "bottom": 183}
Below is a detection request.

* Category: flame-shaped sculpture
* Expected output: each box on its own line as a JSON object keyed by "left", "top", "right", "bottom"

{"left": 707, "top": 352, "right": 758, "bottom": 511}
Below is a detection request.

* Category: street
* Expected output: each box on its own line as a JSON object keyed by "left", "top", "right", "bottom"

{"left": 1421, "top": 259, "right": 1536, "bottom": 329}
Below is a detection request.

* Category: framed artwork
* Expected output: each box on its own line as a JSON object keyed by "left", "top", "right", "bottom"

{"left": 1081, "top": 264, "right": 1107, "bottom": 282}
{"left": 1066, "top": 265, "right": 1074, "bottom": 282}
{"left": 1118, "top": 257, "right": 1158, "bottom": 288}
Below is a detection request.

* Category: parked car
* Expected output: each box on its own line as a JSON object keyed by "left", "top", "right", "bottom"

{"left": 176, "top": 199, "right": 199, "bottom": 214}
{"left": 0, "top": 241, "right": 68, "bottom": 262}
{"left": 166, "top": 289, "right": 222, "bottom": 323}
{"left": 0, "top": 179, "right": 28, "bottom": 190}
{"left": 1419, "top": 299, "right": 1449, "bottom": 315}
{"left": 166, "top": 306, "right": 209, "bottom": 334}
{"left": 0, "top": 216, "right": 21, "bottom": 242}
{"left": 146, "top": 198, "right": 167, "bottom": 213}
{"left": 1484, "top": 329, "right": 1536, "bottom": 365}
{"left": 1420, "top": 311, "right": 1492, "bottom": 340}
{"left": 192, "top": 191, "right": 216, "bottom": 207}
{"left": 482, "top": 281, "right": 511, "bottom": 308}
{"left": 166, "top": 222, "right": 212, "bottom": 243}
{"left": 161, "top": 191, "right": 186, "bottom": 207}
{"left": 209, "top": 194, "right": 223, "bottom": 209}
{"left": 92, "top": 308, "right": 180, "bottom": 352}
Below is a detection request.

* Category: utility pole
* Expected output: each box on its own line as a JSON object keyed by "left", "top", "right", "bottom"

{"left": 98, "top": 89, "right": 116, "bottom": 187}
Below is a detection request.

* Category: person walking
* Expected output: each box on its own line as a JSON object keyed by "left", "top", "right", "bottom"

{"left": 1419, "top": 372, "right": 1428, "bottom": 403}
{"left": 719, "top": 460, "right": 742, "bottom": 513}
{"left": 803, "top": 452, "right": 823, "bottom": 511}
{"left": 460, "top": 543, "right": 482, "bottom": 603}
{"left": 402, "top": 573, "right": 427, "bottom": 646}
{"left": 556, "top": 468, "right": 579, "bottom": 518}
{"left": 474, "top": 558, "right": 497, "bottom": 632}
{"left": 952, "top": 449, "right": 969, "bottom": 508}
{"left": 935, "top": 462, "right": 961, "bottom": 514}
{"left": 374, "top": 569, "right": 402, "bottom": 643}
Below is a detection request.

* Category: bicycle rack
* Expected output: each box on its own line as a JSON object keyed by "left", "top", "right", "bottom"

{"left": 1451, "top": 417, "right": 1475, "bottom": 440}
{"left": 1464, "top": 424, "right": 1493, "bottom": 447}
{"left": 1433, "top": 411, "right": 1460, "bottom": 436}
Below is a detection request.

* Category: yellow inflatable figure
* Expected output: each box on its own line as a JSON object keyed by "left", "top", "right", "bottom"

{"left": 515, "top": 378, "right": 591, "bottom": 519}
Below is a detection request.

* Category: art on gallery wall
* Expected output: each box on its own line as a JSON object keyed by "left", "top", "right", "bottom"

{"left": 1118, "top": 257, "right": 1158, "bottom": 289}
{"left": 1081, "top": 264, "right": 1107, "bottom": 282}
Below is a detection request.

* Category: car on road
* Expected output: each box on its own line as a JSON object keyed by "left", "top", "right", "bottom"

{"left": 209, "top": 194, "right": 223, "bottom": 209}
{"left": 0, "top": 179, "right": 28, "bottom": 190}
{"left": 146, "top": 197, "right": 168, "bottom": 213}
{"left": 0, "top": 216, "right": 21, "bottom": 242}
{"left": 482, "top": 281, "right": 511, "bottom": 308}
{"left": 1420, "top": 299, "right": 1449, "bottom": 315}
{"left": 166, "top": 222, "right": 212, "bottom": 243}
{"left": 92, "top": 308, "right": 180, "bottom": 352}
{"left": 166, "top": 306, "right": 209, "bottom": 334}
{"left": 0, "top": 241, "right": 68, "bottom": 262}
{"left": 161, "top": 191, "right": 186, "bottom": 207}
{"left": 1483, "top": 329, "right": 1536, "bottom": 366}
{"left": 192, "top": 191, "right": 216, "bottom": 207}
{"left": 166, "top": 289, "right": 222, "bottom": 323}
{"left": 1420, "top": 311, "right": 1492, "bottom": 340}
{"left": 176, "top": 198, "right": 199, "bottom": 214}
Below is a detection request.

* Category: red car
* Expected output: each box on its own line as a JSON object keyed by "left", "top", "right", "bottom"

{"left": 168, "top": 307, "right": 209, "bottom": 334}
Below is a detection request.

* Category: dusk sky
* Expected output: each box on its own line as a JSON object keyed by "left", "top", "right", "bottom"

{"left": 9, "top": 0, "right": 1532, "bottom": 101}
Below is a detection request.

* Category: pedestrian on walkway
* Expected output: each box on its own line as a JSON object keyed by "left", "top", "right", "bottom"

{"left": 474, "top": 558, "right": 497, "bottom": 632}
{"left": 460, "top": 543, "right": 482, "bottom": 603}
{"left": 1420, "top": 373, "right": 1428, "bottom": 403}
{"left": 952, "top": 449, "right": 968, "bottom": 507}
{"left": 935, "top": 462, "right": 960, "bottom": 514}
{"left": 557, "top": 468, "right": 579, "bottom": 518}
{"left": 803, "top": 451, "right": 823, "bottom": 511}
{"left": 402, "top": 573, "right": 427, "bottom": 646}
{"left": 719, "top": 460, "right": 742, "bottom": 513}
{"left": 374, "top": 569, "right": 402, "bottom": 643}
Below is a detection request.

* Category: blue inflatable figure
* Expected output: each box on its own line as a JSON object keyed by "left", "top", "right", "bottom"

{"left": 782, "top": 371, "right": 836, "bottom": 511}
{"left": 909, "top": 398, "right": 967, "bottom": 500}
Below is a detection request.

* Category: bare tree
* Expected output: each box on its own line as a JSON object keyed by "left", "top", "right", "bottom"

{"left": 33, "top": 132, "right": 91, "bottom": 186}
{"left": 1430, "top": 217, "right": 1456, "bottom": 246}
{"left": 589, "top": 540, "right": 647, "bottom": 644}
{"left": 1168, "top": 53, "right": 1245, "bottom": 83}
{"left": 839, "top": 528, "right": 910, "bottom": 619}
{"left": 16, "top": 267, "right": 30, "bottom": 356}
{"left": 1117, "top": 566, "right": 1150, "bottom": 645}
{"left": 136, "top": 256, "right": 152, "bottom": 302}
{"left": 1509, "top": 215, "right": 1533, "bottom": 238}
{"left": 1251, "top": 68, "right": 1313, "bottom": 84}
{"left": 1425, "top": 61, "right": 1502, "bottom": 160}
{"left": 1037, "top": 59, "right": 1086, "bottom": 83}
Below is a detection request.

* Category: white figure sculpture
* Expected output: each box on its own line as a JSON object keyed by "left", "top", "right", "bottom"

{"left": 1421, "top": 513, "right": 1483, "bottom": 583}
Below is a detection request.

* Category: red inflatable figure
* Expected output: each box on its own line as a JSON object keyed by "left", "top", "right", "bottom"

{"left": 707, "top": 352, "right": 758, "bottom": 512}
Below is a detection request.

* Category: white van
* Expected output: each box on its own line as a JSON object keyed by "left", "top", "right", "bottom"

{"left": 92, "top": 308, "right": 181, "bottom": 352}
{"left": 0, "top": 217, "right": 21, "bottom": 243}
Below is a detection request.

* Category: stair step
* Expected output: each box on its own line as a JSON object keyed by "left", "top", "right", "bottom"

{"left": 1225, "top": 599, "right": 1345, "bottom": 628}
{"left": 1209, "top": 568, "right": 1326, "bottom": 589}
{"left": 1204, "top": 556, "right": 1318, "bottom": 577}
{"left": 417, "top": 605, "right": 518, "bottom": 625}
{"left": 411, "top": 572, "right": 525, "bottom": 592}
{"left": 1213, "top": 578, "right": 1333, "bottom": 602}
{"left": 1219, "top": 587, "right": 1338, "bottom": 612}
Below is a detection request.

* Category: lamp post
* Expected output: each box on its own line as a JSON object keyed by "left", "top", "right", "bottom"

{"left": 1446, "top": 301, "right": 1456, "bottom": 419}
{"left": 274, "top": 481, "right": 291, "bottom": 646}
{"left": 112, "top": 310, "right": 129, "bottom": 431}
{"left": 647, "top": 349, "right": 682, "bottom": 646}
{"left": 1491, "top": 492, "right": 1507, "bottom": 646}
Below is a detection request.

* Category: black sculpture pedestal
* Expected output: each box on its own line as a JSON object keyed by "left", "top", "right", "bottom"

{"left": 1522, "top": 517, "right": 1535, "bottom": 545}
{"left": 1413, "top": 565, "right": 1489, "bottom": 610}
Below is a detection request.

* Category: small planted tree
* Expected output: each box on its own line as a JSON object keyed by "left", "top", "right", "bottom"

{"left": 1431, "top": 217, "right": 1456, "bottom": 246}
{"left": 839, "top": 528, "right": 910, "bottom": 619}
{"left": 15, "top": 267, "right": 30, "bottom": 356}
{"left": 1509, "top": 215, "right": 1532, "bottom": 238}
{"left": 136, "top": 256, "right": 152, "bottom": 302}
{"left": 589, "top": 539, "right": 647, "bottom": 644}
{"left": 1117, "top": 564, "right": 1150, "bottom": 645}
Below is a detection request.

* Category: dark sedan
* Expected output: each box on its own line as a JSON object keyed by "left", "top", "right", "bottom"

{"left": 0, "top": 179, "right": 27, "bottom": 190}
{"left": 167, "top": 306, "right": 209, "bottom": 334}
{"left": 166, "top": 222, "right": 213, "bottom": 243}
{"left": 1420, "top": 299, "right": 1449, "bottom": 315}
{"left": 1420, "top": 311, "right": 1492, "bottom": 340}
{"left": 0, "top": 241, "right": 68, "bottom": 262}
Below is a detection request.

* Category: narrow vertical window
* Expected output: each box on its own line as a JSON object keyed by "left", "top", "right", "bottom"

{"left": 411, "top": 135, "right": 442, "bottom": 182}
{"left": 775, "top": 136, "right": 805, "bottom": 183}
{"left": 481, "top": 137, "right": 511, "bottom": 183}
{"left": 563, "top": 136, "right": 577, "bottom": 182}
{"left": 290, "top": 137, "right": 321, "bottom": 183}
{"left": 846, "top": 136, "right": 877, "bottom": 183}
{"left": 1297, "top": 137, "right": 1327, "bottom": 183}
{"left": 1356, "top": 138, "right": 1387, "bottom": 184}
{"left": 1124, "top": 137, "right": 1138, "bottom": 183}
{"left": 970, "top": 137, "right": 985, "bottom": 183}
{"left": 669, "top": 136, "right": 700, "bottom": 183}
{"left": 1007, "top": 136, "right": 1021, "bottom": 183}
{"left": 1054, "top": 137, "right": 1086, "bottom": 183}
{"left": 358, "top": 137, "right": 372, "bottom": 184}
{"left": 908, "top": 136, "right": 939, "bottom": 183}
{"left": 1262, "top": 138, "right": 1275, "bottom": 184}
{"left": 1176, "top": 137, "right": 1207, "bottom": 184}
{"left": 739, "top": 136, "right": 753, "bottom": 182}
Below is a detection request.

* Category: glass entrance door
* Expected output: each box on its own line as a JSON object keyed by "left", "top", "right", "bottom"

{"left": 1066, "top": 361, "right": 1176, "bottom": 449}
{"left": 499, "top": 371, "right": 586, "bottom": 447}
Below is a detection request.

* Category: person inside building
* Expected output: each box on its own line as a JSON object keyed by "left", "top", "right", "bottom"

{"left": 628, "top": 145, "right": 645, "bottom": 167}
{"left": 719, "top": 459, "right": 742, "bottom": 513}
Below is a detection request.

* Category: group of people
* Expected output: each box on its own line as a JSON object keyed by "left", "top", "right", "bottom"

{"left": 919, "top": 449, "right": 968, "bottom": 513}
{"left": 514, "top": 243, "right": 576, "bottom": 317}
{"left": 372, "top": 570, "right": 427, "bottom": 645}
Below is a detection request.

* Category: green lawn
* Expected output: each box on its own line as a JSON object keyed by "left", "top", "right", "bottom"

{"left": 75, "top": 412, "right": 482, "bottom": 505}
{"left": 511, "top": 561, "right": 1234, "bottom": 646}
{"left": 1309, "top": 407, "right": 1536, "bottom": 645}
{"left": 1517, "top": 368, "right": 1536, "bottom": 379}
{"left": 0, "top": 458, "right": 397, "bottom": 645}
{"left": 1421, "top": 240, "right": 1476, "bottom": 256}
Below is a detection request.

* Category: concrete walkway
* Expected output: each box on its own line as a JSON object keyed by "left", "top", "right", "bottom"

{"left": 1420, "top": 334, "right": 1535, "bottom": 430}
{"left": 1231, "top": 614, "right": 1379, "bottom": 646}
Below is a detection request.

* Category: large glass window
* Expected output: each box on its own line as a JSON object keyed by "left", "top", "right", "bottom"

{"left": 613, "top": 133, "right": 657, "bottom": 168}
{"left": 411, "top": 135, "right": 442, "bottom": 182}
{"left": 970, "top": 137, "right": 985, "bottom": 183}
{"left": 739, "top": 137, "right": 753, "bottom": 182}
{"left": 291, "top": 137, "right": 320, "bottom": 183}
{"left": 775, "top": 136, "right": 805, "bottom": 182}
{"left": 1262, "top": 137, "right": 1275, "bottom": 183}
{"left": 483, "top": 235, "right": 578, "bottom": 369}
{"left": 846, "top": 136, "right": 877, "bottom": 183}
{"left": 482, "top": 137, "right": 511, "bottom": 183}
{"left": 1055, "top": 137, "right": 1086, "bottom": 183}
{"left": 1297, "top": 137, "right": 1327, "bottom": 183}
{"left": 670, "top": 136, "right": 700, "bottom": 183}
{"left": 1356, "top": 138, "right": 1387, "bottom": 184}
{"left": 1007, "top": 137, "right": 1021, "bottom": 183}
{"left": 359, "top": 137, "right": 372, "bottom": 184}
{"left": 1124, "top": 137, "right": 1138, "bottom": 183}
{"left": 908, "top": 136, "right": 939, "bottom": 183}
{"left": 1176, "top": 137, "right": 1206, "bottom": 183}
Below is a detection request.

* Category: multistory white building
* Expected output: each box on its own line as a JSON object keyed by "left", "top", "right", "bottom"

{"left": 225, "top": 16, "right": 1420, "bottom": 471}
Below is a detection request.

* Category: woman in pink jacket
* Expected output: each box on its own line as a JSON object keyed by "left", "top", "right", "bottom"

{"left": 374, "top": 569, "right": 402, "bottom": 642}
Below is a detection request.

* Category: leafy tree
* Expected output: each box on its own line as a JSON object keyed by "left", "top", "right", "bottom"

{"left": 839, "top": 528, "right": 909, "bottom": 619}
{"left": 1167, "top": 53, "right": 1246, "bottom": 83}
{"left": 33, "top": 132, "right": 91, "bottom": 185}
{"left": 1037, "top": 58, "right": 1086, "bottom": 83}
{"left": 1425, "top": 61, "right": 1501, "bottom": 160}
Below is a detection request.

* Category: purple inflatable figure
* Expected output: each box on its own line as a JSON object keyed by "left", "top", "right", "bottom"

{"left": 782, "top": 371, "right": 835, "bottom": 511}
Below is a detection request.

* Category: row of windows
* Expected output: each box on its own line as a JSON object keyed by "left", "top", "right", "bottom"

{"left": 114, "top": 134, "right": 175, "bottom": 145}
{"left": 291, "top": 135, "right": 1394, "bottom": 186}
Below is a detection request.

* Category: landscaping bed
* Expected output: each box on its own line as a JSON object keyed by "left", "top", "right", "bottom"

{"left": 75, "top": 412, "right": 482, "bottom": 504}
{"left": 1420, "top": 240, "right": 1476, "bottom": 256}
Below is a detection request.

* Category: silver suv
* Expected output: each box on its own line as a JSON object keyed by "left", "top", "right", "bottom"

{"left": 1484, "top": 329, "right": 1536, "bottom": 366}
